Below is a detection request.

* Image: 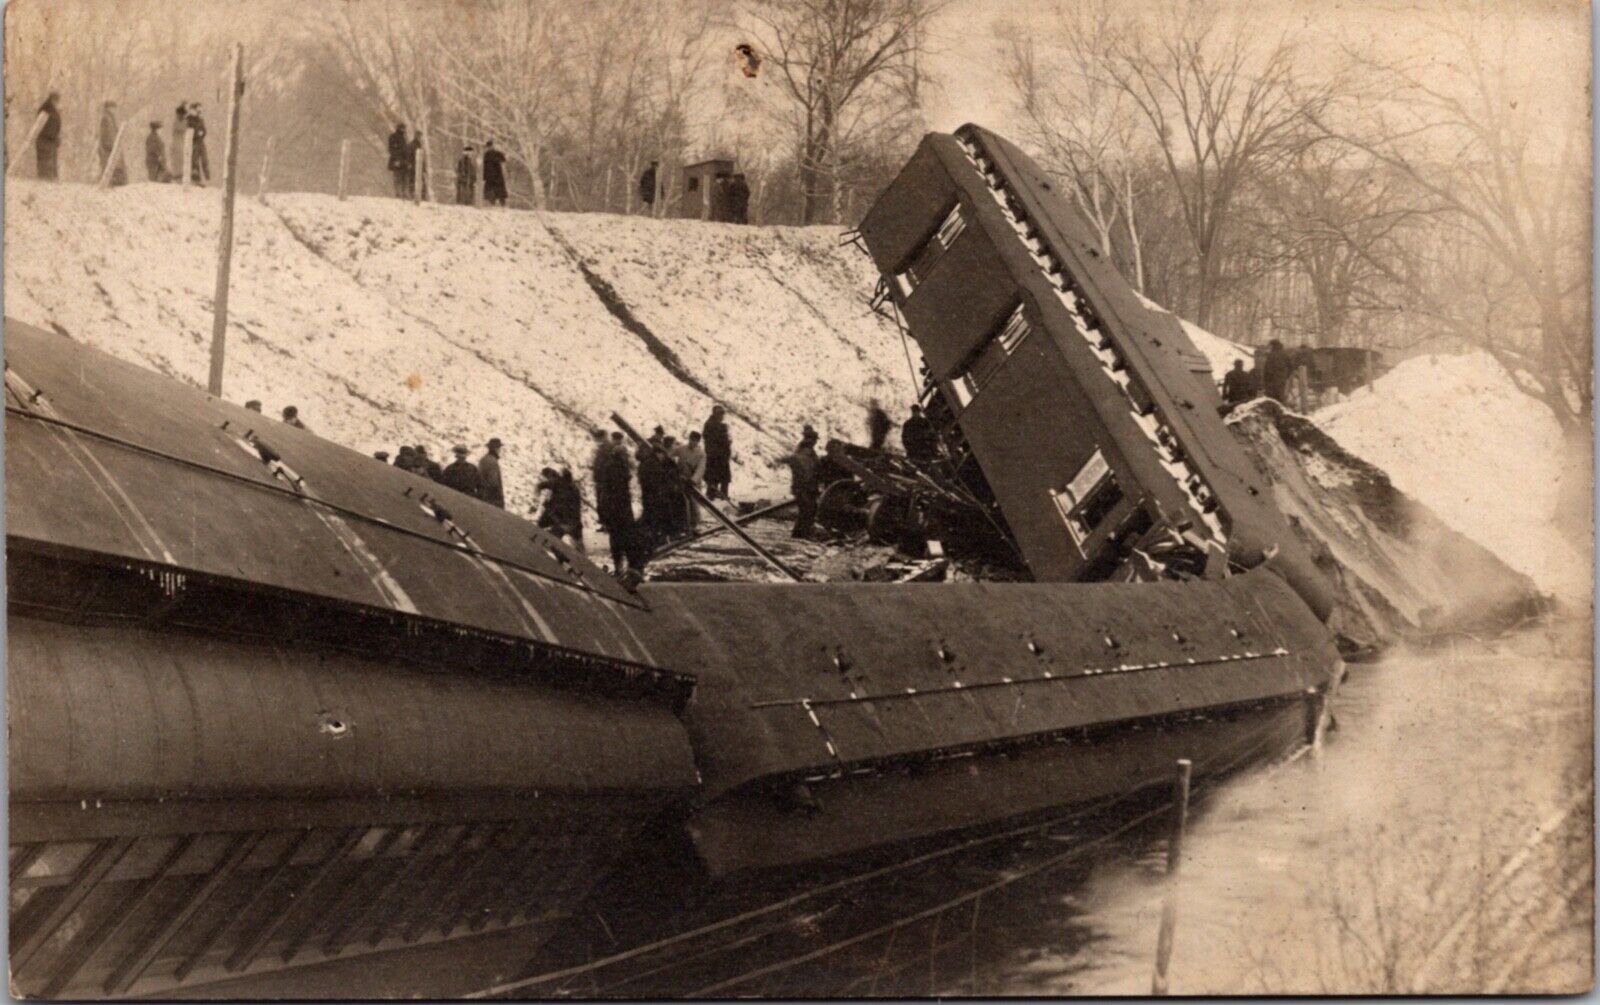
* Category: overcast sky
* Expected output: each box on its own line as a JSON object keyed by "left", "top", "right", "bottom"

{"left": 917, "top": 0, "right": 1590, "bottom": 137}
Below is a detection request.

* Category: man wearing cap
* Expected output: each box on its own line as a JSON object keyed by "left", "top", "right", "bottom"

{"left": 478, "top": 438, "right": 505, "bottom": 508}
{"left": 281, "top": 405, "right": 308, "bottom": 430}
{"left": 145, "top": 121, "right": 168, "bottom": 182}
{"left": 442, "top": 444, "right": 483, "bottom": 498}
{"left": 772, "top": 427, "right": 821, "bottom": 539}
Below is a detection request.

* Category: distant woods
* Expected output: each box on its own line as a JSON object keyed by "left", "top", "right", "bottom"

{"left": 5, "top": 0, "right": 1587, "bottom": 426}
{"left": 997, "top": 0, "right": 1590, "bottom": 428}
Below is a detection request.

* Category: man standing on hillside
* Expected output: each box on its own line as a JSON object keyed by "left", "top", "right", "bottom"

{"left": 185, "top": 102, "right": 210, "bottom": 184}
{"left": 456, "top": 144, "right": 477, "bottom": 205}
{"left": 638, "top": 160, "right": 658, "bottom": 211}
{"left": 727, "top": 173, "right": 750, "bottom": 224}
{"left": 1257, "top": 339, "right": 1291, "bottom": 403}
{"left": 702, "top": 405, "right": 731, "bottom": 500}
{"left": 773, "top": 428, "right": 821, "bottom": 539}
{"left": 482, "top": 140, "right": 508, "bottom": 206}
{"left": 442, "top": 444, "right": 483, "bottom": 498}
{"left": 477, "top": 437, "right": 505, "bottom": 507}
{"left": 35, "top": 91, "right": 61, "bottom": 180}
{"left": 145, "top": 122, "right": 168, "bottom": 181}
{"left": 901, "top": 404, "right": 937, "bottom": 464}
{"left": 185, "top": 104, "right": 211, "bottom": 184}
{"left": 388, "top": 123, "right": 410, "bottom": 198}
{"left": 1222, "top": 358, "right": 1256, "bottom": 406}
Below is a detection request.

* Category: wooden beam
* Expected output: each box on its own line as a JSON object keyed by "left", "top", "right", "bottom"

{"left": 224, "top": 829, "right": 361, "bottom": 974}
{"left": 282, "top": 826, "right": 403, "bottom": 962}
{"left": 38, "top": 836, "right": 195, "bottom": 998}
{"left": 12, "top": 837, "right": 137, "bottom": 973}
{"left": 367, "top": 826, "right": 470, "bottom": 948}
{"left": 323, "top": 825, "right": 436, "bottom": 956}
{"left": 103, "top": 832, "right": 262, "bottom": 995}
{"left": 173, "top": 828, "right": 312, "bottom": 983}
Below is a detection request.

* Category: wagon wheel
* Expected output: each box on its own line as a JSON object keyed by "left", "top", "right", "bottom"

{"left": 817, "top": 478, "right": 869, "bottom": 533}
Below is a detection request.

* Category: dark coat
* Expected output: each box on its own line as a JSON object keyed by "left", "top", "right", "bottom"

{"left": 638, "top": 164, "right": 657, "bottom": 205}
{"left": 482, "top": 148, "right": 507, "bottom": 195}
{"left": 145, "top": 131, "right": 167, "bottom": 181}
{"left": 456, "top": 154, "right": 476, "bottom": 204}
{"left": 388, "top": 128, "right": 409, "bottom": 172}
{"left": 702, "top": 414, "right": 731, "bottom": 477}
{"left": 38, "top": 99, "right": 61, "bottom": 146}
{"left": 477, "top": 450, "right": 504, "bottom": 507}
{"left": 441, "top": 458, "right": 482, "bottom": 498}
{"left": 901, "top": 414, "right": 938, "bottom": 462}
{"left": 1222, "top": 366, "right": 1256, "bottom": 405}
{"left": 779, "top": 444, "right": 820, "bottom": 497}
{"left": 537, "top": 471, "right": 584, "bottom": 540}
{"left": 593, "top": 445, "right": 633, "bottom": 531}
{"left": 727, "top": 176, "right": 750, "bottom": 223}
{"left": 1258, "top": 347, "right": 1292, "bottom": 399}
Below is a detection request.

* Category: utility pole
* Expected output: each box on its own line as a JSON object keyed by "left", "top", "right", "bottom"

{"left": 208, "top": 42, "right": 245, "bottom": 398}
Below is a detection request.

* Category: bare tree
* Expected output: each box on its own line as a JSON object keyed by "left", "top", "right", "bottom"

{"left": 1104, "top": 6, "right": 1336, "bottom": 327}
{"left": 744, "top": 0, "right": 947, "bottom": 225}
{"left": 1314, "top": 4, "right": 1591, "bottom": 428}
{"left": 1254, "top": 142, "right": 1424, "bottom": 347}
{"left": 999, "top": 0, "right": 1147, "bottom": 289}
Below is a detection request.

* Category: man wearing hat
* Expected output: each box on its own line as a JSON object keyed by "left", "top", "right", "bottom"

{"left": 477, "top": 438, "right": 505, "bottom": 508}
{"left": 772, "top": 426, "right": 821, "bottom": 539}
{"left": 441, "top": 443, "right": 483, "bottom": 499}
{"left": 145, "top": 121, "right": 168, "bottom": 182}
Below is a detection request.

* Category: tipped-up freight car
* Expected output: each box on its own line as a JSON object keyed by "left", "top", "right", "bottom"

{"left": 857, "top": 124, "right": 1334, "bottom": 620}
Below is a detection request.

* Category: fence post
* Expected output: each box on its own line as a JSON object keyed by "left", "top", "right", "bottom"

{"left": 337, "top": 138, "right": 351, "bottom": 200}
{"left": 96, "top": 116, "right": 133, "bottom": 189}
{"left": 256, "top": 135, "right": 274, "bottom": 202}
{"left": 207, "top": 42, "right": 245, "bottom": 398}
{"left": 1151, "top": 758, "right": 1193, "bottom": 996}
{"left": 9, "top": 110, "right": 48, "bottom": 178}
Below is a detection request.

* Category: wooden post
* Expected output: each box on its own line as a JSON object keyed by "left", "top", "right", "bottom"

{"left": 1151, "top": 758, "right": 1193, "bottom": 996}
{"left": 8, "top": 110, "right": 49, "bottom": 178}
{"left": 337, "top": 138, "right": 350, "bottom": 200}
{"left": 603, "top": 165, "right": 614, "bottom": 212}
{"left": 181, "top": 128, "right": 194, "bottom": 189}
{"left": 96, "top": 116, "right": 133, "bottom": 188}
{"left": 412, "top": 127, "right": 424, "bottom": 205}
{"left": 256, "top": 135, "right": 274, "bottom": 202}
{"left": 422, "top": 120, "right": 435, "bottom": 204}
{"left": 208, "top": 42, "right": 245, "bottom": 398}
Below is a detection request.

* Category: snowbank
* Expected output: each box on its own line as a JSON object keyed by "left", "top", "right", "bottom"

{"left": 4, "top": 180, "right": 913, "bottom": 511}
{"left": 1228, "top": 400, "right": 1543, "bottom": 645}
{"left": 1316, "top": 352, "right": 1589, "bottom": 601}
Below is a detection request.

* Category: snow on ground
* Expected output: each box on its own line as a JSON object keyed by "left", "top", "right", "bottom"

{"left": 4, "top": 180, "right": 912, "bottom": 511}
{"left": 1317, "top": 352, "right": 1590, "bottom": 601}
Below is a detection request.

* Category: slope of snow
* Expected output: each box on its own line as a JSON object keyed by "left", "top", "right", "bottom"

{"left": 1316, "top": 352, "right": 1589, "bottom": 601}
{"left": 4, "top": 180, "right": 913, "bottom": 510}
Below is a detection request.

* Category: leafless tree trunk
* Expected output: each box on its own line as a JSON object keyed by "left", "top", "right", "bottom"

{"left": 1103, "top": 6, "right": 1337, "bottom": 327}
{"left": 746, "top": 0, "right": 948, "bottom": 225}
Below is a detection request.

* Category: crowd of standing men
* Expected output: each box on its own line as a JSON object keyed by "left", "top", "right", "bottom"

{"left": 592, "top": 407, "right": 730, "bottom": 574}
{"left": 1220, "top": 339, "right": 1296, "bottom": 409}
{"left": 387, "top": 124, "right": 508, "bottom": 206}
{"left": 28, "top": 91, "right": 209, "bottom": 187}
